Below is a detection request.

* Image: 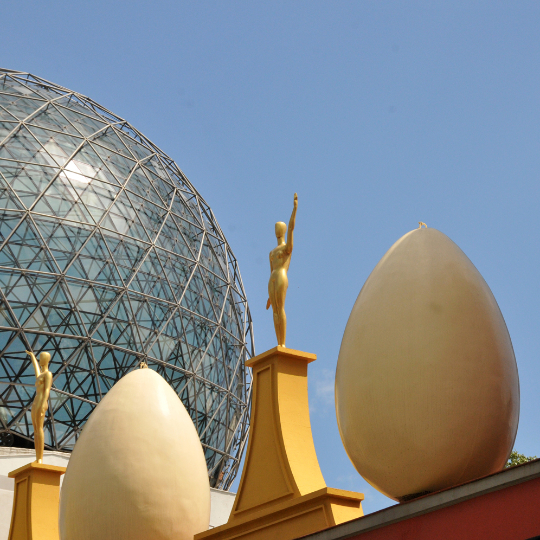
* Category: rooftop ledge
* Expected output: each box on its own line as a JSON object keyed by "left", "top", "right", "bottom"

{"left": 300, "top": 458, "right": 540, "bottom": 540}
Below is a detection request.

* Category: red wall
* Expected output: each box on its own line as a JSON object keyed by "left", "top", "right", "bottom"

{"left": 349, "top": 477, "right": 540, "bottom": 540}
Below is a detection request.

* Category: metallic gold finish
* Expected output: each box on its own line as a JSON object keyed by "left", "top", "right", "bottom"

{"left": 8, "top": 462, "right": 66, "bottom": 540}
{"left": 196, "top": 347, "right": 364, "bottom": 540}
{"left": 335, "top": 228, "right": 519, "bottom": 502}
{"left": 267, "top": 194, "right": 298, "bottom": 346}
{"left": 26, "top": 350, "right": 52, "bottom": 464}
{"left": 418, "top": 221, "right": 427, "bottom": 228}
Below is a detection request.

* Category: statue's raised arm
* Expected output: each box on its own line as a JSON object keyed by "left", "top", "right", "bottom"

{"left": 286, "top": 193, "right": 298, "bottom": 254}
{"left": 26, "top": 350, "right": 40, "bottom": 378}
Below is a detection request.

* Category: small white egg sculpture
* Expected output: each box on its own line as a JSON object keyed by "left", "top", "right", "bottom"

{"left": 59, "top": 368, "right": 210, "bottom": 540}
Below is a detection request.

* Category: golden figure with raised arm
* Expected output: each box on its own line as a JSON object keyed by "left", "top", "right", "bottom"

{"left": 266, "top": 193, "right": 298, "bottom": 347}
{"left": 26, "top": 350, "right": 53, "bottom": 464}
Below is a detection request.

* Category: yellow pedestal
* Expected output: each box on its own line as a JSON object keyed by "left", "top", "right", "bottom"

{"left": 8, "top": 462, "right": 66, "bottom": 540}
{"left": 196, "top": 347, "right": 364, "bottom": 540}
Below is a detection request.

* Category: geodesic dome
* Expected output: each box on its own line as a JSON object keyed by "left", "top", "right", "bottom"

{"left": 0, "top": 68, "right": 253, "bottom": 489}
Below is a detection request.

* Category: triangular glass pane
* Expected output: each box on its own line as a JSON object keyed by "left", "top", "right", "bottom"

{"left": 91, "top": 143, "right": 136, "bottom": 183}
{"left": 165, "top": 164, "right": 194, "bottom": 193}
{"left": 181, "top": 312, "right": 215, "bottom": 367}
{"left": 129, "top": 248, "right": 174, "bottom": 300}
{"left": 66, "top": 230, "right": 124, "bottom": 286}
{"left": 125, "top": 191, "right": 167, "bottom": 242}
{"left": 0, "top": 105, "right": 18, "bottom": 122}
{"left": 204, "top": 272, "right": 228, "bottom": 317}
{"left": 0, "top": 210, "right": 23, "bottom": 242}
{"left": 153, "top": 364, "right": 190, "bottom": 393}
{"left": 92, "top": 294, "right": 141, "bottom": 351}
{"left": 181, "top": 267, "right": 218, "bottom": 322}
{"left": 24, "top": 80, "right": 64, "bottom": 101}
{"left": 0, "top": 216, "right": 59, "bottom": 272}
{"left": 27, "top": 126, "right": 82, "bottom": 166}
{"left": 33, "top": 217, "right": 93, "bottom": 271}
{"left": 92, "top": 128, "right": 132, "bottom": 159}
{"left": 0, "top": 76, "right": 43, "bottom": 98}
{"left": 28, "top": 105, "right": 83, "bottom": 137}
{"left": 0, "top": 160, "right": 59, "bottom": 208}
{"left": 0, "top": 126, "right": 56, "bottom": 167}
{"left": 0, "top": 121, "right": 17, "bottom": 143}
{"left": 24, "top": 281, "right": 85, "bottom": 337}
{"left": 125, "top": 166, "right": 167, "bottom": 208}
{"left": 66, "top": 280, "right": 120, "bottom": 332}
{"left": 155, "top": 248, "right": 195, "bottom": 301}
{"left": 155, "top": 214, "right": 194, "bottom": 259}
{"left": 94, "top": 346, "right": 139, "bottom": 383}
{"left": 129, "top": 293, "right": 173, "bottom": 346}
{"left": 0, "top": 298, "right": 16, "bottom": 328}
{"left": 0, "top": 175, "right": 23, "bottom": 210}
{"left": 175, "top": 215, "right": 204, "bottom": 257}
{"left": 101, "top": 233, "right": 148, "bottom": 283}
{"left": 0, "top": 94, "right": 45, "bottom": 121}
{"left": 116, "top": 129, "right": 152, "bottom": 161}
{"left": 54, "top": 96, "right": 105, "bottom": 123}
{"left": 31, "top": 334, "right": 82, "bottom": 367}
{"left": 170, "top": 189, "right": 202, "bottom": 226}
{"left": 200, "top": 236, "right": 228, "bottom": 280}
{"left": 0, "top": 327, "right": 17, "bottom": 356}
{"left": 67, "top": 177, "right": 119, "bottom": 223}
{"left": 32, "top": 175, "right": 80, "bottom": 219}
{"left": 1, "top": 335, "right": 40, "bottom": 387}
{"left": 221, "top": 291, "right": 242, "bottom": 341}
{"left": 101, "top": 191, "right": 150, "bottom": 242}
{"left": 54, "top": 104, "right": 107, "bottom": 138}
{"left": 143, "top": 155, "right": 174, "bottom": 185}
{"left": 70, "top": 144, "right": 121, "bottom": 185}
{"left": 0, "top": 104, "right": 17, "bottom": 122}
{"left": 148, "top": 309, "right": 190, "bottom": 367}
{"left": 139, "top": 167, "right": 174, "bottom": 207}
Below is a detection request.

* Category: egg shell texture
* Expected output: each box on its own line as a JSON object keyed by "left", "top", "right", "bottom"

{"left": 59, "top": 368, "right": 210, "bottom": 540}
{"left": 335, "top": 228, "right": 519, "bottom": 501}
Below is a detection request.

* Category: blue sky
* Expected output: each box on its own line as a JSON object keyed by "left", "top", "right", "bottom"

{"left": 3, "top": 1, "right": 540, "bottom": 513}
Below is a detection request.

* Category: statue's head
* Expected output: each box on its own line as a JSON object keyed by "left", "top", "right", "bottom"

{"left": 39, "top": 352, "right": 51, "bottom": 369}
{"left": 275, "top": 222, "right": 286, "bottom": 239}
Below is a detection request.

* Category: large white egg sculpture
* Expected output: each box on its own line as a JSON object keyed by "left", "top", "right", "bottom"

{"left": 59, "top": 368, "right": 210, "bottom": 540}
{"left": 335, "top": 228, "right": 519, "bottom": 502}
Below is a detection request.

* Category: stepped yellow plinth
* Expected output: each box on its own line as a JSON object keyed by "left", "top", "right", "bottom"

{"left": 8, "top": 462, "right": 66, "bottom": 540}
{"left": 196, "top": 347, "right": 364, "bottom": 540}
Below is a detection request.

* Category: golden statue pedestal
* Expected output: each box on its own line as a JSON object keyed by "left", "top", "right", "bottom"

{"left": 196, "top": 347, "right": 364, "bottom": 540}
{"left": 8, "top": 462, "right": 66, "bottom": 540}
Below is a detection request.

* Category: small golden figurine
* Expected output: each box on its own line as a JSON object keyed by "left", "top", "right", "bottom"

{"left": 418, "top": 222, "right": 427, "bottom": 229}
{"left": 266, "top": 193, "right": 298, "bottom": 347}
{"left": 26, "top": 350, "right": 53, "bottom": 464}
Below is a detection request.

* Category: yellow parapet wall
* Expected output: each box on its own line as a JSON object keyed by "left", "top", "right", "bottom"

{"left": 196, "top": 346, "right": 364, "bottom": 540}
{"left": 8, "top": 462, "right": 66, "bottom": 540}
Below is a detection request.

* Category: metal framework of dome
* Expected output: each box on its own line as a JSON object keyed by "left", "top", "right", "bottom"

{"left": 0, "top": 68, "right": 254, "bottom": 489}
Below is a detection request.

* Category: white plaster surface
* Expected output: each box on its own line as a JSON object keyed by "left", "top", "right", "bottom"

{"left": 0, "top": 448, "right": 235, "bottom": 539}
{"left": 209, "top": 487, "right": 236, "bottom": 528}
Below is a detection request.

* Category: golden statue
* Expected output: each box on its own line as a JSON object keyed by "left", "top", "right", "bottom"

{"left": 26, "top": 350, "right": 52, "bottom": 464}
{"left": 418, "top": 221, "right": 427, "bottom": 229}
{"left": 266, "top": 193, "right": 298, "bottom": 347}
